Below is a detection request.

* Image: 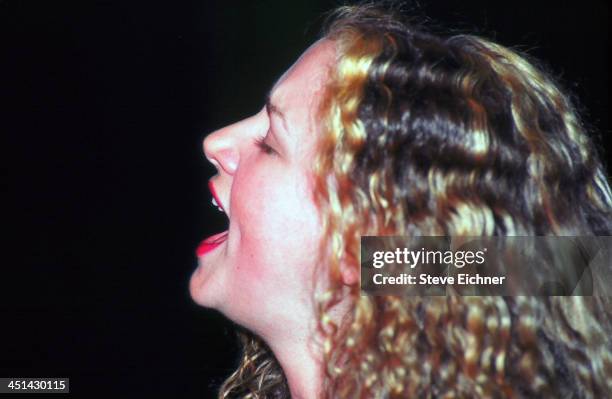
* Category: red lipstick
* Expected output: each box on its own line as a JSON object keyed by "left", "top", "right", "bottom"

{"left": 196, "top": 232, "right": 228, "bottom": 257}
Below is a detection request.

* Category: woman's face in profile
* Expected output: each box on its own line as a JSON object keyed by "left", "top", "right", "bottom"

{"left": 190, "top": 40, "right": 335, "bottom": 336}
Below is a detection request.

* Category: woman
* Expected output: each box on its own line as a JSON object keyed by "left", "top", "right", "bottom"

{"left": 191, "top": 5, "right": 612, "bottom": 398}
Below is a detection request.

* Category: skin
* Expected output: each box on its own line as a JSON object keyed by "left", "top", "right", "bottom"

{"left": 190, "top": 40, "right": 338, "bottom": 398}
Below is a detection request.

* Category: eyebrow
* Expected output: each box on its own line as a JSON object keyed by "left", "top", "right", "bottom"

{"left": 265, "top": 93, "right": 289, "bottom": 133}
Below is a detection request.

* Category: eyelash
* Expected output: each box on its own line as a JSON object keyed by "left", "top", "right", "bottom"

{"left": 254, "top": 135, "right": 276, "bottom": 155}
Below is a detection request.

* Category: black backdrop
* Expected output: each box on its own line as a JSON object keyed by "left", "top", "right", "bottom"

{"left": 2, "top": 1, "right": 608, "bottom": 397}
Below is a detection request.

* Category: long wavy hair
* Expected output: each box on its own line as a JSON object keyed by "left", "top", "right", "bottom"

{"left": 218, "top": 5, "right": 612, "bottom": 398}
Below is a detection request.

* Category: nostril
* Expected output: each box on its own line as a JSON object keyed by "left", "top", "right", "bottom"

{"left": 212, "top": 149, "right": 238, "bottom": 175}
{"left": 206, "top": 157, "right": 220, "bottom": 170}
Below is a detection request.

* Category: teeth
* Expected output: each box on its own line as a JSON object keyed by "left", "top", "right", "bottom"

{"left": 211, "top": 197, "right": 224, "bottom": 212}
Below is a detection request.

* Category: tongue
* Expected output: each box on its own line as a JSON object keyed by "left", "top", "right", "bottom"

{"left": 203, "top": 231, "right": 228, "bottom": 244}
{"left": 196, "top": 231, "right": 228, "bottom": 256}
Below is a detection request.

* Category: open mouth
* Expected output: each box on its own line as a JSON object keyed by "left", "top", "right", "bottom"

{"left": 196, "top": 180, "right": 229, "bottom": 257}
{"left": 196, "top": 231, "right": 228, "bottom": 256}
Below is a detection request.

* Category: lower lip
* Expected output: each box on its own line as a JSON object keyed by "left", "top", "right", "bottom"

{"left": 196, "top": 231, "right": 228, "bottom": 257}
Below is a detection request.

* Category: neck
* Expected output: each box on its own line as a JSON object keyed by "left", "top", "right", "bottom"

{"left": 253, "top": 288, "right": 352, "bottom": 398}
{"left": 265, "top": 324, "right": 323, "bottom": 399}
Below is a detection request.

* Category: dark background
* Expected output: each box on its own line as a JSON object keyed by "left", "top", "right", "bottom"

{"left": 2, "top": 0, "right": 608, "bottom": 397}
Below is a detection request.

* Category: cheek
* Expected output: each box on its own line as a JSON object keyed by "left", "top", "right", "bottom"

{"left": 231, "top": 167, "right": 321, "bottom": 293}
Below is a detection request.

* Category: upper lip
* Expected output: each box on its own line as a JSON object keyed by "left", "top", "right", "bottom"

{"left": 208, "top": 180, "right": 227, "bottom": 214}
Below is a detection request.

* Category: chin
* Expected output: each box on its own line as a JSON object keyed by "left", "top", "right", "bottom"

{"left": 188, "top": 267, "right": 215, "bottom": 308}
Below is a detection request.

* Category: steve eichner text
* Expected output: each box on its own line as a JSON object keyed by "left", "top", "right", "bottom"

{"left": 372, "top": 273, "right": 506, "bottom": 285}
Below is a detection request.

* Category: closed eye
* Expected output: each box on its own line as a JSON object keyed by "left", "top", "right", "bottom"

{"left": 254, "top": 135, "right": 276, "bottom": 155}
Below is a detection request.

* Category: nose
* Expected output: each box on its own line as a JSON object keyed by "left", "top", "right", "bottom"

{"left": 203, "top": 124, "right": 240, "bottom": 176}
{"left": 203, "top": 111, "right": 267, "bottom": 175}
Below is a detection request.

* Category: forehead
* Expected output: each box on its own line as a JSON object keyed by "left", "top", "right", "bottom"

{"left": 269, "top": 39, "right": 335, "bottom": 110}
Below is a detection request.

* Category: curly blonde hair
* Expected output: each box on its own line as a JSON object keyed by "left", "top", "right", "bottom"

{"left": 219, "top": 5, "right": 612, "bottom": 398}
